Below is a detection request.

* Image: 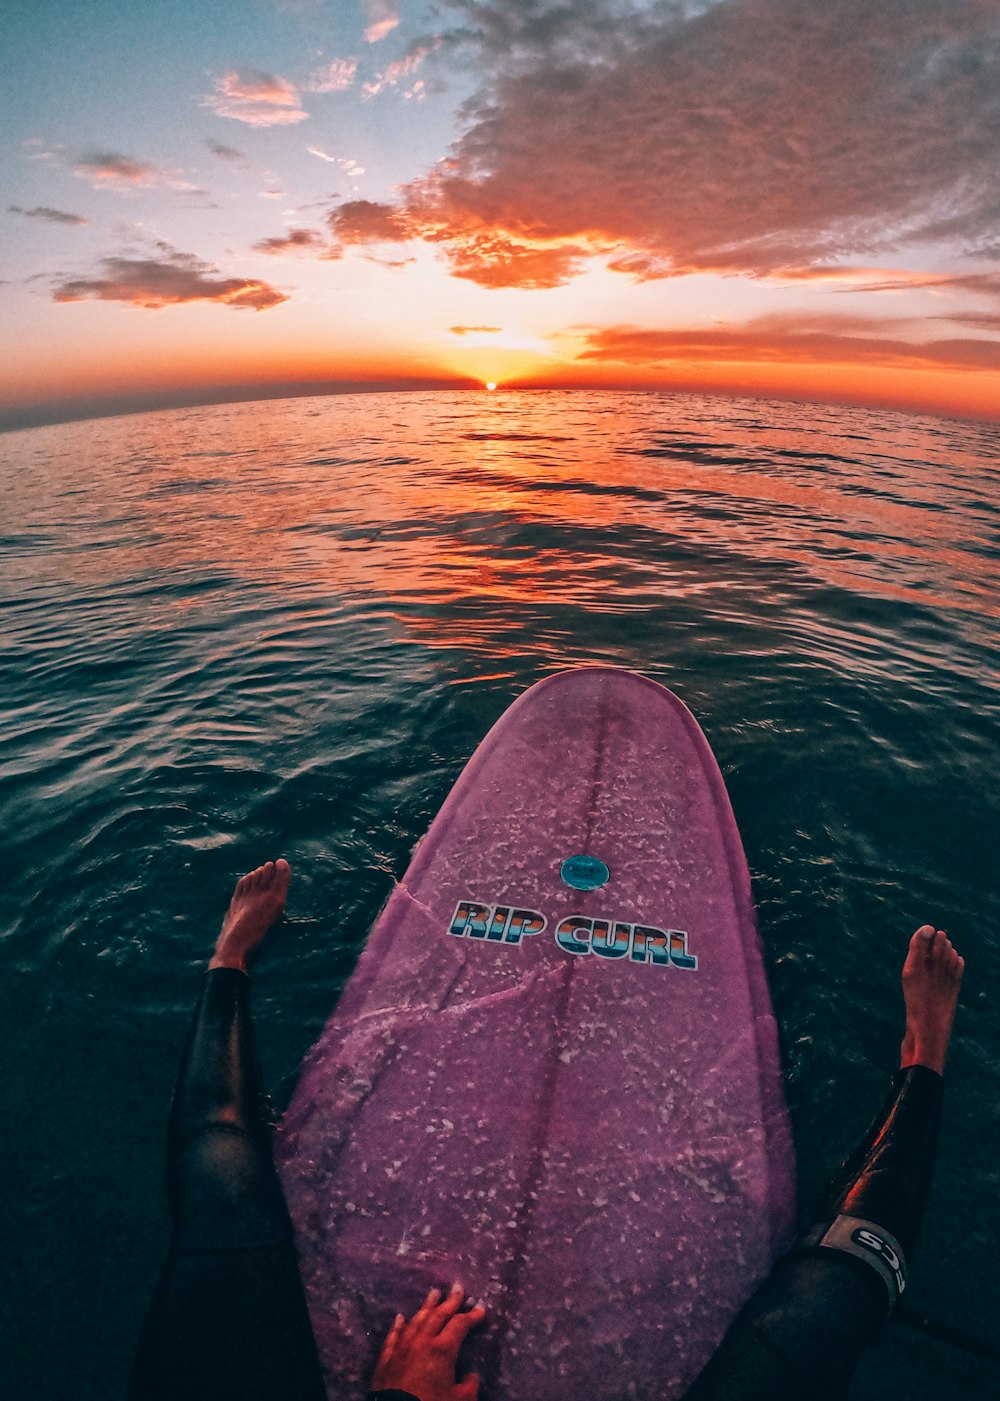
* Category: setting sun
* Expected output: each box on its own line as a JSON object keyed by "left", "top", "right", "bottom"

{"left": 486, "top": 381, "right": 497, "bottom": 391}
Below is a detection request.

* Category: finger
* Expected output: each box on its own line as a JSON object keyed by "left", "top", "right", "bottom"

{"left": 378, "top": 1313, "right": 405, "bottom": 1359}
{"left": 372, "top": 1314, "right": 407, "bottom": 1383}
{"left": 429, "top": 1282, "right": 467, "bottom": 1332}
{"left": 456, "top": 1373, "right": 480, "bottom": 1401}
{"left": 439, "top": 1305, "right": 487, "bottom": 1353}
{"left": 411, "top": 1287, "right": 443, "bottom": 1334}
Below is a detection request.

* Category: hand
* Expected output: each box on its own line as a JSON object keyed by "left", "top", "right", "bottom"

{"left": 371, "top": 1284, "right": 486, "bottom": 1401}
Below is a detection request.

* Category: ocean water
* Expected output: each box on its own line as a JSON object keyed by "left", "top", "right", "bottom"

{"left": 1, "top": 388, "right": 998, "bottom": 1399}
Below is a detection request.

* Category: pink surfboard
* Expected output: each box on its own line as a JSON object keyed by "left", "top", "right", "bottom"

{"left": 276, "top": 668, "right": 796, "bottom": 1399}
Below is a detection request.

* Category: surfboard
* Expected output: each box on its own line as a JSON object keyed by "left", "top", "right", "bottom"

{"left": 275, "top": 667, "right": 796, "bottom": 1399}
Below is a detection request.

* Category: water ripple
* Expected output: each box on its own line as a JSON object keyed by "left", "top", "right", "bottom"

{"left": 1, "top": 389, "right": 998, "bottom": 1392}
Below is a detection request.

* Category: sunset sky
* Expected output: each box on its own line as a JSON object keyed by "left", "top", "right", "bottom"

{"left": 4, "top": 0, "right": 1000, "bottom": 429}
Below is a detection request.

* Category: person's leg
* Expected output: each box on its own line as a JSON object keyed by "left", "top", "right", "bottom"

{"left": 683, "top": 925, "right": 963, "bottom": 1401}
{"left": 129, "top": 861, "right": 326, "bottom": 1401}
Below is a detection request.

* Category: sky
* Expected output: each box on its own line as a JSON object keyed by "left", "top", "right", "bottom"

{"left": 3, "top": 0, "right": 1000, "bottom": 429}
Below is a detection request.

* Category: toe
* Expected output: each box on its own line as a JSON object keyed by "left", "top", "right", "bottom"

{"left": 909, "top": 925, "right": 934, "bottom": 955}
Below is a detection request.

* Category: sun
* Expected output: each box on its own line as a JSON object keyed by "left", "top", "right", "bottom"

{"left": 485, "top": 381, "right": 497, "bottom": 391}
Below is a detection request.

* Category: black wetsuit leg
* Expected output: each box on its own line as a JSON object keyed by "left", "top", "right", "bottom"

{"left": 683, "top": 1065, "right": 943, "bottom": 1401}
{"left": 129, "top": 968, "right": 326, "bottom": 1401}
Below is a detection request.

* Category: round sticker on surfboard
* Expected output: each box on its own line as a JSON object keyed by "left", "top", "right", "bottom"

{"left": 560, "top": 853, "right": 610, "bottom": 890}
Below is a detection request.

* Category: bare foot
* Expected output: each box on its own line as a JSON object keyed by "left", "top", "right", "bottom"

{"left": 209, "top": 859, "right": 291, "bottom": 973}
{"left": 899, "top": 924, "right": 964, "bottom": 1075}
{"left": 371, "top": 1284, "right": 486, "bottom": 1401}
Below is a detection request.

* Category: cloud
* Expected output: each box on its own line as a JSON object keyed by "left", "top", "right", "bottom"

{"left": 364, "top": 0, "right": 399, "bottom": 43}
{"left": 605, "top": 253, "right": 673, "bottom": 282}
{"left": 325, "top": 199, "right": 583, "bottom": 285}
{"left": 328, "top": 199, "right": 413, "bottom": 243}
{"left": 573, "top": 312, "right": 1000, "bottom": 374}
{"left": 940, "top": 311, "right": 1000, "bottom": 331}
{"left": 52, "top": 245, "right": 288, "bottom": 310}
{"left": 307, "top": 147, "right": 365, "bottom": 176}
{"left": 9, "top": 205, "right": 88, "bottom": 225}
{"left": 206, "top": 140, "right": 245, "bottom": 162}
{"left": 253, "top": 228, "right": 335, "bottom": 256}
{"left": 826, "top": 269, "right": 1000, "bottom": 299}
{"left": 304, "top": 58, "right": 358, "bottom": 92}
{"left": 451, "top": 324, "right": 502, "bottom": 334}
{"left": 73, "top": 151, "right": 198, "bottom": 191}
{"left": 337, "top": 0, "right": 1000, "bottom": 287}
{"left": 363, "top": 254, "right": 418, "bottom": 268}
{"left": 438, "top": 233, "right": 589, "bottom": 287}
{"left": 202, "top": 71, "right": 308, "bottom": 126}
{"left": 364, "top": 42, "right": 436, "bottom": 97}
{"left": 324, "top": 196, "right": 590, "bottom": 285}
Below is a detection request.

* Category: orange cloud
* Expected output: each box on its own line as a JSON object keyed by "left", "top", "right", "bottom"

{"left": 429, "top": 229, "right": 590, "bottom": 289}
{"left": 330, "top": 0, "right": 1000, "bottom": 288}
{"left": 572, "top": 315, "right": 1000, "bottom": 375}
{"left": 52, "top": 248, "right": 288, "bottom": 310}
{"left": 450, "top": 325, "right": 503, "bottom": 335}
{"left": 323, "top": 195, "right": 590, "bottom": 286}
{"left": 328, "top": 199, "right": 413, "bottom": 243}
{"left": 202, "top": 71, "right": 308, "bottom": 126}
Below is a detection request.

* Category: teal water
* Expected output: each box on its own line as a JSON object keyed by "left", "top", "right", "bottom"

{"left": 1, "top": 389, "right": 998, "bottom": 1398}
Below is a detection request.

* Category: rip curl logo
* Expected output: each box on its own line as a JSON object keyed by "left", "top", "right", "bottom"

{"left": 448, "top": 900, "right": 697, "bottom": 969}
{"left": 852, "top": 1227, "right": 906, "bottom": 1297}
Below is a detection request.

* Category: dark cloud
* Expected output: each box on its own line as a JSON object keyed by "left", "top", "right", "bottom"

{"left": 830, "top": 270, "right": 1000, "bottom": 298}
{"left": 939, "top": 311, "right": 1000, "bottom": 332}
{"left": 52, "top": 246, "right": 288, "bottom": 310}
{"left": 206, "top": 140, "right": 245, "bottom": 162}
{"left": 331, "top": 0, "right": 1000, "bottom": 287}
{"left": 362, "top": 254, "right": 418, "bottom": 268}
{"left": 253, "top": 228, "right": 335, "bottom": 256}
{"left": 9, "top": 205, "right": 88, "bottom": 225}
{"left": 574, "top": 312, "right": 1000, "bottom": 373}
{"left": 75, "top": 153, "right": 163, "bottom": 186}
{"left": 73, "top": 151, "right": 198, "bottom": 192}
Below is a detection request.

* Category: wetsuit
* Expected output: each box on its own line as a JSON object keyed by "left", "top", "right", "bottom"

{"left": 130, "top": 968, "right": 942, "bottom": 1401}
{"left": 128, "top": 968, "right": 327, "bottom": 1401}
{"left": 684, "top": 1065, "right": 942, "bottom": 1399}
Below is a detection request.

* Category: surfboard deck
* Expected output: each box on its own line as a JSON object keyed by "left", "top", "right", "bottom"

{"left": 276, "top": 667, "right": 795, "bottom": 1399}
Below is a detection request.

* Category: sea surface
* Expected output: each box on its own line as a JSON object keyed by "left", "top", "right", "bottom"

{"left": 1, "top": 389, "right": 998, "bottom": 1399}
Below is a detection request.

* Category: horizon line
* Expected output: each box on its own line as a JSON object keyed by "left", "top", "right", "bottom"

{"left": 3, "top": 374, "right": 998, "bottom": 436}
